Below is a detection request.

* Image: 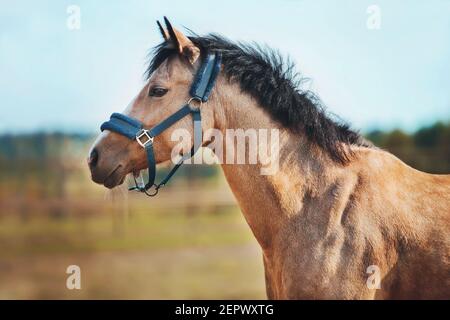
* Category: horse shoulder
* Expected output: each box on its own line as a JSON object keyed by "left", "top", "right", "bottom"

{"left": 348, "top": 147, "right": 450, "bottom": 298}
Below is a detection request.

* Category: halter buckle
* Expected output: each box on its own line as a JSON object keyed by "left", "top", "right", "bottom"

{"left": 136, "top": 129, "right": 154, "bottom": 148}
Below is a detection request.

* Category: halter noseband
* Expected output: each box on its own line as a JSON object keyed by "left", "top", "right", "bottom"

{"left": 100, "top": 53, "right": 222, "bottom": 196}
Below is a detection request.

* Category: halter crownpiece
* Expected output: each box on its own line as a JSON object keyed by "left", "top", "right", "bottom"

{"left": 100, "top": 52, "right": 222, "bottom": 196}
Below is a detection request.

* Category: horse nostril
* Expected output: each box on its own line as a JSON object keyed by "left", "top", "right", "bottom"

{"left": 88, "top": 148, "right": 99, "bottom": 168}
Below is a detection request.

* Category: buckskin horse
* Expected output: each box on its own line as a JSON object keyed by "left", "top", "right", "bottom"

{"left": 88, "top": 18, "right": 450, "bottom": 299}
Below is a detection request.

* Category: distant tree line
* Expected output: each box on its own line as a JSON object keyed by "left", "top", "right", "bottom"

{"left": 0, "top": 121, "right": 449, "bottom": 189}
{"left": 365, "top": 122, "right": 450, "bottom": 174}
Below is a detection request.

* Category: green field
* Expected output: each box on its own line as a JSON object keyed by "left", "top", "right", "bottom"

{"left": 1, "top": 122, "right": 448, "bottom": 299}
{"left": 0, "top": 136, "right": 266, "bottom": 299}
{"left": 0, "top": 204, "right": 266, "bottom": 299}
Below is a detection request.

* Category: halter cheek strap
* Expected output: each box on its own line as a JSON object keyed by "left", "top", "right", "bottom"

{"left": 100, "top": 52, "right": 222, "bottom": 196}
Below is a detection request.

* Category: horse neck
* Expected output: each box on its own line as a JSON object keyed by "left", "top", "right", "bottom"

{"left": 212, "top": 80, "right": 340, "bottom": 251}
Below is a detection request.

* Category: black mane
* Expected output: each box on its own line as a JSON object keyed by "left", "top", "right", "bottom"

{"left": 146, "top": 34, "right": 370, "bottom": 164}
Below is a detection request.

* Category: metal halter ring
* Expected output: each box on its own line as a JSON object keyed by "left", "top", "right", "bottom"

{"left": 136, "top": 129, "right": 154, "bottom": 148}
{"left": 143, "top": 184, "right": 160, "bottom": 197}
{"left": 130, "top": 175, "right": 160, "bottom": 197}
{"left": 187, "top": 97, "right": 203, "bottom": 111}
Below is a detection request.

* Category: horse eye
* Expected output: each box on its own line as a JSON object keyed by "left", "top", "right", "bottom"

{"left": 149, "top": 87, "right": 168, "bottom": 97}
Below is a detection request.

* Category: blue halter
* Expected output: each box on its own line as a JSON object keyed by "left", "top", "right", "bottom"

{"left": 100, "top": 53, "right": 222, "bottom": 196}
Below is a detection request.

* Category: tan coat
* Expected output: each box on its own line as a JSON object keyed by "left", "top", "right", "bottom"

{"left": 89, "top": 25, "right": 450, "bottom": 299}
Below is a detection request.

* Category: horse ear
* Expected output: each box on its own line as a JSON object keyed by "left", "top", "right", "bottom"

{"left": 163, "top": 16, "right": 200, "bottom": 65}
{"left": 156, "top": 20, "right": 169, "bottom": 41}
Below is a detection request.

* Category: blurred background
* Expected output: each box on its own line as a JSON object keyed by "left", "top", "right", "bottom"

{"left": 0, "top": 0, "right": 449, "bottom": 299}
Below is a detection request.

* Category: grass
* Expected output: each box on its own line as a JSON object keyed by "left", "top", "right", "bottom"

{"left": 0, "top": 159, "right": 266, "bottom": 299}
{"left": 0, "top": 204, "right": 266, "bottom": 299}
{"left": 0, "top": 207, "right": 254, "bottom": 255}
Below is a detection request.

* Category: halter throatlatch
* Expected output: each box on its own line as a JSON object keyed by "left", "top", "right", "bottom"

{"left": 100, "top": 53, "right": 222, "bottom": 196}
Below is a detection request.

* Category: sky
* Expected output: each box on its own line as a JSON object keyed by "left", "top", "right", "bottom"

{"left": 0, "top": 0, "right": 449, "bottom": 134}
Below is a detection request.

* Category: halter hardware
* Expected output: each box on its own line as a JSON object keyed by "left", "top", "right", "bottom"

{"left": 136, "top": 129, "right": 154, "bottom": 148}
{"left": 187, "top": 97, "right": 203, "bottom": 110}
{"left": 100, "top": 52, "right": 222, "bottom": 197}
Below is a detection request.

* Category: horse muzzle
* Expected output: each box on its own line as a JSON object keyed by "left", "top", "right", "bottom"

{"left": 88, "top": 135, "right": 135, "bottom": 189}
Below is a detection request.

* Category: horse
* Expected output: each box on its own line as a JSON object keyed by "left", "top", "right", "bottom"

{"left": 88, "top": 18, "right": 450, "bottom": 299}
